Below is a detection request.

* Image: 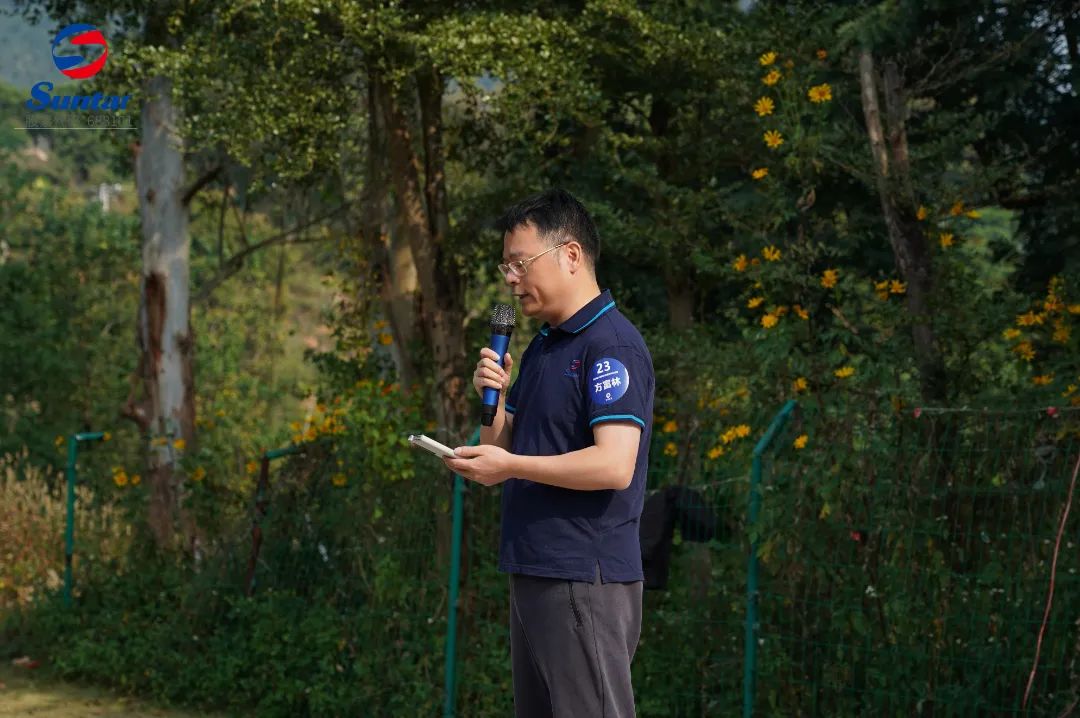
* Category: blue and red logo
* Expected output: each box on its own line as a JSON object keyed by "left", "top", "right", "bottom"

{"left": 52, "top": 24, "right": 109, "bottom": 80}
{"left": 564, "top": 359, "right": 582, "bottom": 378}
{"left": 25, "top": 22, "right": 130, "bottom": 114}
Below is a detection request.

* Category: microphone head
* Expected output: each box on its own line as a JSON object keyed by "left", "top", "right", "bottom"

{"left": 490, "top": 302, "right": 516, "bottom": 331}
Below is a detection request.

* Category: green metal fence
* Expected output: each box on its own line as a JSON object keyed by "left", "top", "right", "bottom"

{"left": 52, "top": 401, "right": 1080, "bottom": 716}
{"left": 744, "top": 403, "right": 1080, "bottom": 716}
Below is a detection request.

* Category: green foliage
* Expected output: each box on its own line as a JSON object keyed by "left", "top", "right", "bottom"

{"left": 3, "top": 0, "right": 1080, "bottom": 714}
{"left": 0, "top": 160, "right": 140, "bottom": 467}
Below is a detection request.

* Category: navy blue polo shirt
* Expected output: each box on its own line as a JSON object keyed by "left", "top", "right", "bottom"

{"left": 500, "top": 288, "right": 655, "bottom": 583}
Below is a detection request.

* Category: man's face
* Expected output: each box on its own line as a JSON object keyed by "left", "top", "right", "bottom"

{"left": 502, "top": 222, "right": 563, "bottom": 320}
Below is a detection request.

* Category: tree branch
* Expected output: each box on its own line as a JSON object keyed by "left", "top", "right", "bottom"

{"left": 182, "top": 164, "right": 222, "bottom": 207}
{"left": 193, "top": 204, "right": 347, "bottom": 304}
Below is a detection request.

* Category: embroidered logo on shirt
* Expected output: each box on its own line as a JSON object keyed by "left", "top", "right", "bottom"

{"left": 588, "top": 357, "right": 629, "bottom": 405}
{"left": 564, "top": 359, "right": 582, "bottom": 378}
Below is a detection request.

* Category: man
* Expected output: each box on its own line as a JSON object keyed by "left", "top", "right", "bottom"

{"left": 443, "top": 188, "right": 655, "bottom": 718}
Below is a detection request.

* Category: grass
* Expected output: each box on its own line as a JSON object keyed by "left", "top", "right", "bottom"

{"left": 0, "top": 663, "right": 219, "bottom": 718}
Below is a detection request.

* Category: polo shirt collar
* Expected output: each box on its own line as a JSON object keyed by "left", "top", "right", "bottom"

{"left": 539, "top": 289, "right": 616, "bottom": 336}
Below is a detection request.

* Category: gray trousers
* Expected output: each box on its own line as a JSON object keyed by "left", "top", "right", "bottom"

{"left": 509, "top": 568, "right": 643, "bottom": 718}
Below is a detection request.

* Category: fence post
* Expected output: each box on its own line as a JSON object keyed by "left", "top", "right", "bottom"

{"left": 444, "top": 427, "right": 482, "bottom": 718}
{"left": 63, "top": 431, "right": 105, "bottom": 608}
{"left": 744, "top": 401, "right": 797, "bottom": 718}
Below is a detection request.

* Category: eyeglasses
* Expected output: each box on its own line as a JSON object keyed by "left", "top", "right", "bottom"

{"left": 498, "top": 242, "right": 568, "bottom": 277}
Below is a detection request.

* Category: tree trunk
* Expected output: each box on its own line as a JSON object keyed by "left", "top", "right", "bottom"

{"left": 377, "top": 70, "right": 470, "bottom": 576}
{"left": 857, "top": 49, "right": 946, "bottom": 403}
{"left": 132, "top": 74, "right": 196, "bottom": 551}
{"left": 377, "top": 73, "right": 469, "bottom": 439}
{"left": 364, "top": 72, "right": 420, "bottom": 390}
{"left": 666, "top": 271, "right": 694, "bottom": 330}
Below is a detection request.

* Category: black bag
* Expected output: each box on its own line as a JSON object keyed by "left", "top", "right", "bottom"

{"left": 639, "top": 486, "right": 726, "bottom": 590}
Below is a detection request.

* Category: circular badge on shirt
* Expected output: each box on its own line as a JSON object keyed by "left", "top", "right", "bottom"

{"left": 588, "top": 357, "right": 629, "bottom": 405}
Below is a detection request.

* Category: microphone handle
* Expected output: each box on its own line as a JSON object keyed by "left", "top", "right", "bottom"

{"left": 481, "top": 330, "right": 512, "bottom": 426}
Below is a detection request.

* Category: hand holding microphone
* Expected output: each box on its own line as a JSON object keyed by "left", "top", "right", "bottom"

{"left": 473, "top": 348, "right": 514, "bottom": 400}
{"left": 479, "top": 303, "right": 516, "bottom": 426}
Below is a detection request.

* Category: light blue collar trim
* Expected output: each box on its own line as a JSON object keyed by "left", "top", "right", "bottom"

{"left": 570, "top": 301, "right": 615, "bottom": 333}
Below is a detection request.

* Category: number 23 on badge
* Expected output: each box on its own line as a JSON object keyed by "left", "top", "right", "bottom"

{"left": 589, "top": 358, "right": 629, "bottom": 405}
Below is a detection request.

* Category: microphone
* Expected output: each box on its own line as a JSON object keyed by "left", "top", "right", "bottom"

{"left": 481, "top": 303, "right": 515, "bottom": 427}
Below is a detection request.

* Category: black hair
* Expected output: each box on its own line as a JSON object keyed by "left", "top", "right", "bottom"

{"left": 494, "top": 188, "right": 600, "bottom": 268}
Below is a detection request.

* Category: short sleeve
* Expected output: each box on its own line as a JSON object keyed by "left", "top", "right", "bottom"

{"left": 584, "top": 346, "right": 653, "bottom": 431}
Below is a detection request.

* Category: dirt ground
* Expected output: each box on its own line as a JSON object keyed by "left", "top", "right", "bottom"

{"left": 0, "top": 663, "right": 218, "bottom": 718}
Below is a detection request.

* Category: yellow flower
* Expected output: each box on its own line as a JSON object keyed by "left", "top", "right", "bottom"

{"left": 762, "top": 245, "right": 781, "bottom": 262}
{"left": 1016, "top": 311, "right": 1045, "bottom": 327}
{"left": 751, "top": 168, "right": 768, "bottom": 180}
{"left": 1063, "top": 384, "right": 1078, "bottom": 397}
{"left": 130, "top": 474, "right": 141, "bottom": 486}
{"left": 1053, "top": 324, "right": 1070, "bottom": 344}
{"left": 191, "top": 466, "right": 207, "bottom": 482}
{"left": 793, "top": 434, "right": 808, "bottom": 449}
{"left": 889, "top": 280, "right": 906, "bottom": 295}
{"left": 774, "top": 305, "right": 788, "bottom": 316}
{"left": 721, "top": 428, "right": 737, "bottom": 444}
{"left": 1012, "top": 341, "right": 1035, "bottom": 361}
{"left": 834, "top": 366, "right": 855, "bottom": 379}
{"left": 662, "top": 420, "right": 678, "bottom": 434}
{"left": 172, "top": 438, "right": 186, "bottom": 451}
{"left": 965, "top": 209, "right": 981, "bottom": 219}
{"left": 216, "top": 409, "right": 226, "bottom": 418}
{"left": 762, "top": 69, "right": 782, "bottom": 86}
{"left": 1032, "top": 375, "right": 1053, "bottom": 386}
{"left": 733, "top": 254, "right": 749, "bottom": 271}
{"left": 1045, "top": 297, "right": 1064, "bottom": 313}
{"left": 113, "top": 471, "right": 128, "bottom": 487}
{"left": 55, "top": 435, "right": 65, "bottom": 449}
{"left": 706, "top": 446, "right": 724, "bottom": 460}
{"left": 763, "top": 129, "right": 784, "bottom": 148}
{"left": 793, "top": 305, "right": 809, "bottom": 320}
{"left": 793, "top": 377, "right": 808, "bottom": 392}
{"left": 949, "top": 201, "right": 964, "bottom": 216}
{"left": 916, "top": 206, "right": 928, "bottom": 220}
{"left": 754, "top": 97, "right": 775, "bottom": 116}
{"left": 151, "top": 437, "right": 168, "bottom": 447}
{"left": 939, "top": 232, "right": 954, "bottom": 248}
{"left": 747, "top": 296, "right": 764, "bottom": 309}
{"left": 378, "top": 333, "right": 393, "bottom": 346}
{"left": 816, "top": 49, "right": 827, "bottom": 60}
{"left": 331, "top": 473, "right": 347, "bottom": 487}
{"left": 820, "top": 269, "right": 839, "bottom": 289}
{"left": 1002, "top": 328, "right": 1021, "bottom": 340}
{"left": 246, "top": 460, "right": 259, "bottom": 475}
{"left": 102, "top": 432, "right": 112, "bottom": 442}
{"left": 761, "top": 314, "right": 779, "bottom": 328}
{"left": 874, "top": 280, "right": 890, "bottom": 301}
{"left": 734, "top": 424, "right": 751, "bottom": 438}
{"left": 1068, "top": 304, "right": 1080, "bottom": 315}
{"left": 759, "top": 51, "right": 777, "bottom": 66}
{"left": 807, "top": 83, "right": 832, "bottom": 103}
{"left": 663, "top": 442, "right": 678, "bottom": 457}
{"left": 373, "top": 320, "right": 388, "bottom": 330}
